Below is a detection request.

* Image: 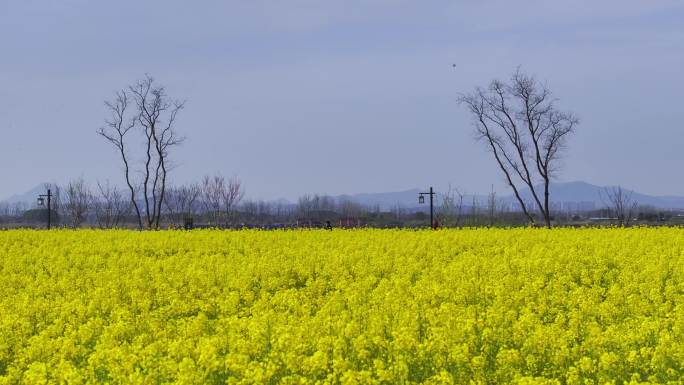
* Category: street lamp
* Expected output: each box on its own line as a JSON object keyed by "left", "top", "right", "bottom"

{"left": 418, "top": 187, "right": 436, "bottom": 229}
{"left": 37, "top": 189, "right": 52, "bottom": 229}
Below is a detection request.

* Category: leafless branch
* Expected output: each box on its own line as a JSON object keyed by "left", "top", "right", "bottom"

{"left": 459, "top": 68, "right": 578, "bottom": 227}
{"left": 99, "top": 75, "right": 186, "bottom": 229}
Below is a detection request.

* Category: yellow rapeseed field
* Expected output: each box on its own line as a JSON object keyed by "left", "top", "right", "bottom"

{"left": 1, "top": 228, "right": 683, "bottom": 384}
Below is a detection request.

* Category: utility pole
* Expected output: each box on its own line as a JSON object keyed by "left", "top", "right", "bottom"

{"left": 418, "top": 187, "right": 436, "bottom": 229}
{"left": 37, "top": 189, "right": 52, "bottom": 229}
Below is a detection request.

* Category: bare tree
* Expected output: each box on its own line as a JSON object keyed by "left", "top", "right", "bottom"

{"left": 600, "top": 186, "right": 638, "bottom": 226}
{"left": 130, "top": 75, "right": 185, "bottom": 229}
{"left": 98, "top": 75, "right": 185, "bottom": 230}
{"left": 240, "top": 200, "right": 273, "bottom": 224}
{"left": 459, "top": 68, "right": 578, "bottom": 228}
{"left": 437, "top": 185, "right": 465, "bottom": 227}
{"left": 297, "top": 194, "right": 315, "bottom": 220}
{"left": 272, "top": 201, "right": 294, "bottom": 220}
{"left": 164, "top": 183, "right": 201, "bottom": 226}
{"left": 199, "top": 175, "right": 243, "bottom": 226}
{"left": 240, "top": 200, "right": 255, "bottom": 218}
{"left": 392, "top": 203, "right": 405, "bottom": 221}
{"left": 338, "top": 199, "right": 365, "bottom": 219}
{"left": 12, "top": 202, "right": 28, "bottom": 218}
{"left": 258, "top": 201, "right": 273, "bottom": 220}
{"left": 97, "top": 91, "right": 143, "bottom": 229}
{"left": 486, "top": 186, "right": 501, "bottom": 226}
{"left": 469, "top": 196, "right": 480, "bottom": 226}
{"left": 222, "top": 177, "right": 244, "bottom": 224}
{"left": 0, "top": 202, "right": 12, "bottom": 225}
{"left": 94, "top": 180, "right": 131, "bottom": 228}
{"left": 0, "top": 202, "right": 8, "bottom": 218}
{"left": 201, "top": 175, "right": 227, "bottom": 225}
{"left": 63, "top": 178, "right": 92, "bottom": 227}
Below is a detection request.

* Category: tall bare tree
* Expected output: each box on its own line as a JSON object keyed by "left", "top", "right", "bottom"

{"left": 94, "top": 180, "right": 131, "bottom": 228}
{"left": 98, "top": 75, "right": 185, "bottom": 229}
{"left": 131, "top": 75, "right": 185, "bottom": 229}
{"left": 63, "top": 178, "right": 92, "bottom": 227}
{"left": 97, "top": 90, "right": 143, "bottom": 229}
{"left": 459, "top": 69, "right": 578, "bottom": 228}
{"left": 600, "top": 186, "right": 638, "bottom": 226}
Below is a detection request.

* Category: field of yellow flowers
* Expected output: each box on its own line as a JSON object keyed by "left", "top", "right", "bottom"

{"left": 1, "top": 228, "right": 683, "bottom": 384}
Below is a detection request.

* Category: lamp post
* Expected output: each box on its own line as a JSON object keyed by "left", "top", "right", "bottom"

{"left": 37, "top": 189, "right": 52, "bottom": 229}
{"left": 418, "top": 187, "right": 436, "bottom": 229}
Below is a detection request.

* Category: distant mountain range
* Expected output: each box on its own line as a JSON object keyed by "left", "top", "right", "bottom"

{"left": 1, "top": 184, "right": 48, "bottom": 207}
{"left": 4, "top": 181, "right": 684, "bottom": 211}
{"left": 334, "top": 181, "right": 684, "bottom": 211}
{"left": 515, "top": 181, "right": 684, "bottom": 209}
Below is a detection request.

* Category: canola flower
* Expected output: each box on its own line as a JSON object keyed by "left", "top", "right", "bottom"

{"left": 0, "top": 228, "right": 683, "bottom": 384}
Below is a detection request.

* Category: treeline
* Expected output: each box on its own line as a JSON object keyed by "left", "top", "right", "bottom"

{"left": 3, "top": 180, "right": 681, "bottom": 229}
{"left": 0, "top": 175, "right": 243, "bottom": 229}
{"left": 0, "top": 180, "right": 528, "bottom": 229}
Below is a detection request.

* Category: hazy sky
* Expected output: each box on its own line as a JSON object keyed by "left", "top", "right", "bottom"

{"left": 1, "top": 1, "right": 683, "bottom": 201}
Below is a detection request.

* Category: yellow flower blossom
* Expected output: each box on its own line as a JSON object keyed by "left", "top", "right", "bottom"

{"left": 0, "top": 228, "right": 682, "bottom": 384}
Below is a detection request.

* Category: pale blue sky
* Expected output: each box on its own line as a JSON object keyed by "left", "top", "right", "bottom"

{"left": 1, "top": 1, "right": 683, "bottom": 200}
